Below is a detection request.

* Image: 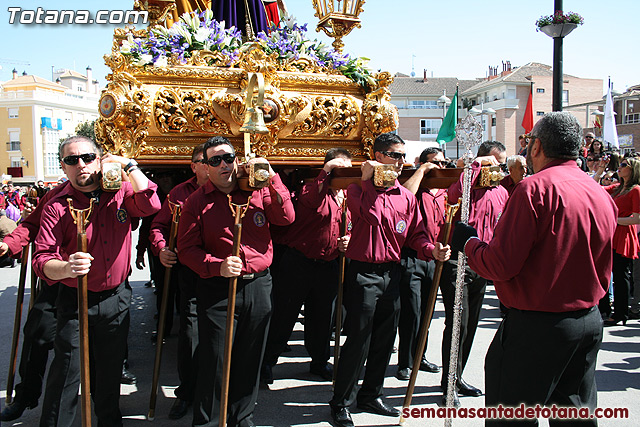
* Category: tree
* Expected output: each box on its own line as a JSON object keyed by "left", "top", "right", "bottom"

{"left": 75, "top": 120, "right": 96, "bottom": 141}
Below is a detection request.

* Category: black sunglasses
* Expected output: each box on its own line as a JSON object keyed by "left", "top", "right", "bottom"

{"left": 206, "top": 153, "right": 236, "bottom": 167}
{"left": 585, "top": 136, "right": 594, "bottom": 139}
{"left": 429, "top": 160, "right": 447, "bottom": 166}
{"left": 620, "top": 163, "right": 629, "bottom": 168}
{"left": 380, "top": 151, "right": 406, "bottom": 160}
{"left": 61, "top": 153, "right": 97, "bottom": 166}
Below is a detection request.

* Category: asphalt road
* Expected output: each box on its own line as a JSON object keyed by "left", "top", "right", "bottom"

{"left": 0, "top": 230, "right": 638, "bottom": 426}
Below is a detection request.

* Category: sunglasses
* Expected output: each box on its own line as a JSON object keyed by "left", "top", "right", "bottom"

{"left": 585, "top": 136, "right": 594, "bottom": 139}
{"left": 206, "top": 153, "right": 236, "bottom": 167}
{"left": 380, "top": 151, "right": 406, "bottom": 160}
{"left": 620, "top": 163, "right": 629, "bottom": 168}
{"left": 429, "top": 160, "right": 447, "bottom": 166}
{"left": 61, "top": 153, "right": 97, "bottom": 166}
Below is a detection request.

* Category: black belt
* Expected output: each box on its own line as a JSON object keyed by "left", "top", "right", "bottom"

{"left": 88, "top": 280, "right": 126, "bottom": 302}
{"left": 241, "top": 269, "right": 268, "bottom": 280}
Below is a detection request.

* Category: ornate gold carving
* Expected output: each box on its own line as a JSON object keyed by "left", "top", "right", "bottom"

{"left": 291, "top": 96, "right": 359, "bottom": 138}
{"left": 95, "top": 69, "right": 151, "bottom": 158}
{"left": 154, "top": 88, "right": 232, "bottom": 135}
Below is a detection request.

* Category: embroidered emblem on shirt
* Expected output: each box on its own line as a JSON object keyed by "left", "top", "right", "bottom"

{"left": 347, "top": 221, "right": 353, "bottom": 232}
{"left": 253, "top": 211, "right": 266, "bottom": 227}
{"left": 116, "top": 208, "right": 128, "bottom": 223}
{"left": 395, "top": 219, "right": 407, "bottom": 234}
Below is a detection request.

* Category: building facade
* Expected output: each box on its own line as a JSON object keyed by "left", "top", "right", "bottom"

{"left": 0, "top": 68, "right": 99, "bottom": 184}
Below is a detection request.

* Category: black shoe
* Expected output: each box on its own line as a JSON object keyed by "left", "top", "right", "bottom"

{"left": 396, "top": 367, "right": 411, "bottom": 380}
{"left": 419, "top": 357, "right": 441, "bottom": 373}
{"left": 168, "top": 398, "right": 190, "bottom": 420}
{"left": 260, "top": 364, "right": 274, "bottom": 385}
{"left": 330, "top": 406, "right": 354, "bottom": 427}
{"left": 1, "top": 399, "right": 34, "bottom": 422}
{"left": 440, "top": 390, "right": 461, "bottom": 408}
{"left": 457, "top": 378, "right": 482, "bottom": 396}
{"left": 629, "top": 311, "right": 640, "bottom": 320}
{"left": 357, "top": 397, "right": 400, "bottom": 417}
{"left": 603, "top": 317, "right": 627, "bottom": 326}
{"left": 310, "top": 363, "right": 333, "bottom": 381}
{"left": 121, "top": 367, "right": 137, "bottom": 385}
{"left": 144, "top": 280, "right": 154, "bottom": 288}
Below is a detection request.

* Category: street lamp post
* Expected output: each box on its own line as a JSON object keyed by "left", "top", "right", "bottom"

{"left": 470, "top": 103, "right": 494, "bottom": 143}
{"left": 438, "top": 90, "right": 451, "bottom": 157}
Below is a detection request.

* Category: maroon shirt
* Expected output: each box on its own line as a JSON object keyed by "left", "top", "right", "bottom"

{"left": 285, "top": 170, "right": 350, "bottom": 261}
{"left": 465, "top": 160, "right": 618, "bottom": 312}
{"left": 417, "top": 188, "right": 447, "bottom": 244}
{"left": 149, "top": 176, "right": 199, "bottom": 256}
{"left": 448, "top": 161, "right": 509, "bottom": 243}
{"left": 3, "top": 181, "right": 69, "bottom": 257}
{"left": 33, "top": 181, "right": 161, "bottom": 291}
{"left": 177, "top": 174, "right": 295, "bottom": 278}
{"left": 500, "top": 175, "right": 517, "bottom": 196}
{"left": 345, "top": 179, "right": 435, "bottom": 263}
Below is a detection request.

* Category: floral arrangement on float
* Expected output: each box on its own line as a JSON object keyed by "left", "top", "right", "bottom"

{"left": 119, "top": 10, "right": 375, "bottom": 90}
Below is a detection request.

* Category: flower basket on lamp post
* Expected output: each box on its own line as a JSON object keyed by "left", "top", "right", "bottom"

{"left": 539, "top": 22, "right": 577, "bottom": 38}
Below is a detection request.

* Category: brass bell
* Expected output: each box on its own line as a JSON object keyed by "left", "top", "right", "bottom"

{"left": 239, "top": 106, "right": 269, "bottom": 134}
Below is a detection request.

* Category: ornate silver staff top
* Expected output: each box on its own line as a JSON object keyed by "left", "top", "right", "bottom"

{"left": 445, "top": 114, "right": 483, "bottom": 427}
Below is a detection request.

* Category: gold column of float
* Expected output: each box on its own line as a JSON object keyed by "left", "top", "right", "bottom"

{"left": 239, "top": 72, "right": 269, "bottom": 161}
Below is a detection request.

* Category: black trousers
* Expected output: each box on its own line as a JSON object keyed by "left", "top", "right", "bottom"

{"left": 440, "top": 260, "right": 486, "bottom": 390}
{"left": 175, "top": 265, "right": 200, "bottom": 402}
{"left": 263, "top": 247, "right": 338, "bottom": 369}
{"left": 153, "top": 252, "right": 179, "bottom": 336}
{"left": 330, "top": 260, "right": 401, "bottom": 408}
{"left": 40, "top": 281, "right": 131, "bottom": 427}
{"left": 485, "top": 306, "right": 602, "bottom": 426}
{"left": 193, "top": 272, "right": 272, "bottom": 427}
{"left": 398, "top": 253, "right": 437, "bottom": 370}
{"left": 13, "top": 282, "right": 59, "bottom": 406}
{"left": 611, "top": 251, "right": 632, "bottom": 321}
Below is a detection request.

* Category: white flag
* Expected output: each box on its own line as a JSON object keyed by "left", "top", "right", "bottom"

{"left": 603, "top": 81, "right": 619, "bottom": 149}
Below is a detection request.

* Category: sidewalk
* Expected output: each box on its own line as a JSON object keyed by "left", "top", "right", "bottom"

{"left": 0, "top": 241, "right": 638, "bottom": 426}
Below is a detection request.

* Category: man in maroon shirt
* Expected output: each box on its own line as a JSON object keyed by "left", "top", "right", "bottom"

{"left": 0, "top": 183, "right": 67, "bottom": 422}
{"left": 396, "top": 147, "right": 447, "bottom": 380}
{"left": 499, "top": 155, "right": 527, "bottom": 196}
{"left": 177, "top": 136, "right": 295, "bottom": 427}
{"left": 441, "top": 141, "right": 509, "bottom": 406}
{"left": 262, "top": 147, "right": 352, "bottom": 383}
{"left": 148, "top": 143, "right": 209, "bottom": 419}
{"left": 33, "top": 135, "right": 160, "bottom": 427}
{"left": 452, "top": 112, "right": 617, "bottom": 425}
{"left": 329, "top": 133, "right": 450, "bottom": 427}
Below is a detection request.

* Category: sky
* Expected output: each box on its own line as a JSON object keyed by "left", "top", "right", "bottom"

{"left": 0, "top": 0, "right": 637, "bottom": 95}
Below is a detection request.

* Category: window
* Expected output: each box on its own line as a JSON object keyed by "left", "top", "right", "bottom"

{"left": 44, "top": 128, "right": 63, "bottom": 176}
{"left": 8, "top": 108, "right": 18, "bottom": 118}
{"left": 65, "top": 111, "right": 73, "bottom": 121}
{"left": 562, "top": 90, "right": 569, "bottom": 106}
{"left": 11, "top": 157, "right": 21, "bottom": 168}
{"left": 409, "top": 100, "right": 438, "bottom": 109}
{"left": 507, "top": 89, "right": 516, "bottom": 99}
{"left": 625, "top": 113, "right": 640, "bottom": 124}
{"left": 537, "top": 111, "right": 545, "bottom": 116}
{"left": 420, "top": 119, "right": 442, "bottom": 137}
{"left": 536, "top": 88, "right": 545, "bottom": 93}
{"left": 491, "top": 117, "right": 496, "bottom": 127}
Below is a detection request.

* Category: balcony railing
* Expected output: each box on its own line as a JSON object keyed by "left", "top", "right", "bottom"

{"left": 7, "top": 167, "right": 23, "bottom": 177}
{"left": 6, "top": 141, "right": 21, "bottom": 151}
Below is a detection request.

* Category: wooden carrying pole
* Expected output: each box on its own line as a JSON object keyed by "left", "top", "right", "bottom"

{"left": 29, "top": 243, "right": 39, "bottom": 310}
{"left": 68, "top": 198, "right": 95, "bottom": 427}
{"left": 219, "top": 195, "right": 252, "bottom": 427}
{"left": 331, "top": 199, "right": 348, "bottom": 387}
{"left": 400, "top": 198, "right": 460, "bottom": 424}
{"left": 148, "top": 200, "right": 182, "bottom": 420}
{"left": 5, "top": 246, "right": 30, "bottom": 404}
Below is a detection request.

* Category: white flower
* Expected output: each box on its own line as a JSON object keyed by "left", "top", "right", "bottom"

{"left": 120, "top": 34, "right": 134, "bottom": 54}
{"left": 134, "top": 54, "right": 153, "bottom": 66}
{"left": 153, "top": 56, "right": 168, "bottom": 67}
{"left": 194, "top": 27, "right": 211, "bottom": 43}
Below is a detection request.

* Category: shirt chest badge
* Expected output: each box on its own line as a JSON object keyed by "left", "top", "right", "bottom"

{"left": 253, "top": 211, "right": 266, "bottom": 227}
{"left": 395, "top": 219, "right": 407, "bottom": 234}
{"left": 116, "top": 208, "right": 128, "bottom": 223}
{"left": 347, "top": 221, "right": 352, "bottom": 232}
